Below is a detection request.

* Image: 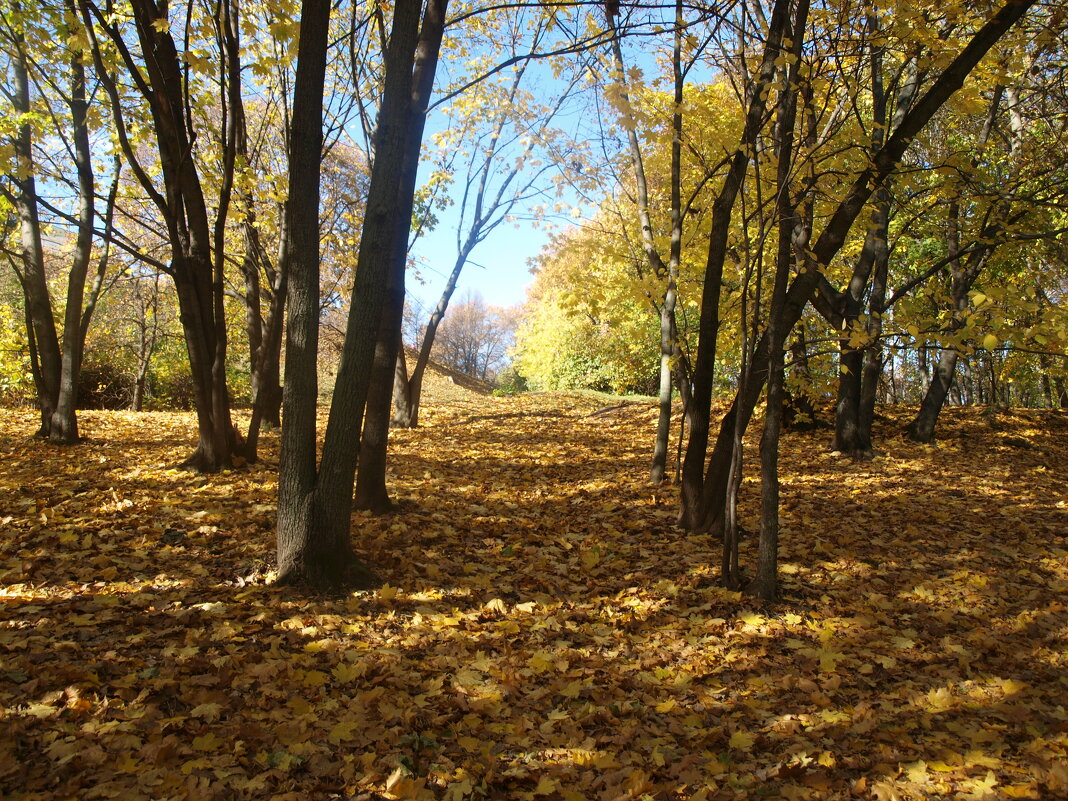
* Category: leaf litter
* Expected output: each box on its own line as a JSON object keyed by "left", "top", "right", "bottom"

{"left": 1, "top": 397, "right": 1066, "bottom": 800}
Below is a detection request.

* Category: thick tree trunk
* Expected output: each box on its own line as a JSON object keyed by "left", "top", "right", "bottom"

{"left": 82, "top": 0, "right": 241, "bottom": 470}
{"left": 356, "top": 0, "right": 448, "bottom": 506}
{"left": 276, "top": 0, "right": 446, "bottom": 590}
{"left": 277, "top": 0, "right": 360, "bottom": 589}
{"left": 687, "top": 0, "right": 1038, "bottom": 534}
{"left": 1054, "top": 377, "right": 1068, "bottom": 408}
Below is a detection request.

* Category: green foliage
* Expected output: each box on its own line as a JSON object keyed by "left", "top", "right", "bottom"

{"left": 0, "top": 300, "right": 32, "bottom": 405}
{"left": 513, "top": 232, "right": 660, "bottom": 394}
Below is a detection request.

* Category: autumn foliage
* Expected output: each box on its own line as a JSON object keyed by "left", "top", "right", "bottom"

{"left": 1, "top": 388, "right": 1066, "bottom": 800}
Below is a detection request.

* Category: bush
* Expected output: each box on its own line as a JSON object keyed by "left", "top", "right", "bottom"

{"left": 78, "top": 362, "right": 135, "bottom": 410}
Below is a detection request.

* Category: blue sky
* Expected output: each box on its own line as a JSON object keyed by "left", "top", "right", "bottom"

{"left": 406, "top": 204, "right": 549, "bottom": 314}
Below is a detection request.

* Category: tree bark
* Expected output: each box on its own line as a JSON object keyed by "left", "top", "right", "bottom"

{"left": 81, "top": 0, "right": 241, "bottom": 470}
{"left": 354, "top": 276, "right": 405, "bottom": 513}
{"left": 651, "top": 0, "right": 685, "bottom": 485}
{"left": 11, "top": 24, "right": 61, "bottom": 436}
{"left": 750, "top": 0, "right": 809, "bottom": 601}
{"left": 679, "top": 0, "right": 792, "bottom": 528}
{"left": 355, "top": 0, "right": 448, "bottom": 507}
{"left": 47, "top": 32, "right": 96, "bottom": 444}
{"left": 905, "top": 87, "right": 1010, "bottom": 441}
{"left": 393, "top": 241, "right": 474, "bottom": 428}
{"left": 276, "top": 0, "right": 447, "bottom": 590}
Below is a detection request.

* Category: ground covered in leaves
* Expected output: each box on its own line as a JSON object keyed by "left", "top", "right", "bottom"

{"left": 1, "top": 393, "right": 1067, "bottom": 801}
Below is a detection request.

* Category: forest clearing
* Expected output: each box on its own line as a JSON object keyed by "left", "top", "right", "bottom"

{"left": 5, "top": 0, "right": 1068, "bottom": 797}
{"left": 2, "top": 388, "right": 1066, "bottom": 801}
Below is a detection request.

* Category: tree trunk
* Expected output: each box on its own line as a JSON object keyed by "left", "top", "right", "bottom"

{"left": 679, "top": 0, "right": 792, "bottom": 528}
{"left": 354, "top": 275, "right": 405, "bottom": 513}
{"left": 687, "top": 0, "right": 1038, "bottom": 535}
{"left": 651, "top": 0, "right": 686, "bottom": 485}
{"left": 393, "top": 242, "right": 474, "bottom": 428}
{"left": 784, "top": 331, "right": 817, "bottom": 429}
{"left": 355, "top": 0, "right": 448, "bottom": 507}
{"left": 906, "top": 347, "right": 958, "bottom": 442}
{"left": 82, "top": 0, "right": 241, "bottom": 471}
{"left": 49, "top": 39, "right": 96, "bottom": 444}
{"left": 276, "top": 0, "right": 446, "bottom": 591}
{"left": 1054, "top": 376, "right": 1068, "bottom": 408}
{"left": 750, "top": 0, "right": 809, "bottom": 602}
{"left": 11, "top": 26, "right": 61, "bottom": 436}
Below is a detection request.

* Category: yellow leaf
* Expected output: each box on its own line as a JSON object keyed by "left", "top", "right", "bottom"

{"left": 301, "top": 670, "right": 329, "bottom": 689}
{"left": 534, "top": 775, "right": 557, "bottom": 795}
{"left": 982, "top": 333, "right": 999, "bottom": 351}
{"left": 1002, "top": 782, "right": 1039, "bottom": 797}
{"left": 190, "top": 702, "right": 223, "bottom": 721}
{"left": 458, "top": 735, "right": 481, "bottom": 752}
{"left": 818, "top": 648, "right": 842, "bottom": 673}
{"left": 580, "top": 546, "right": 601, "bottom": 569}
{"left": 333, "top": 661, "right": 361, "bottom": 683}
{"left": 1001, "top": 678, "right": 1027, "bottom": 695}
{"left": 192, "top": 733, "right": 220, "bottom": 752}
{"left": 528, "top": 652, "right": 553, "bottom": 673}
{"left": 926, "top": 687, "right": 954, "bottom": 711}
{"left": 655, "top": 698, "right": 677, "bottom": 713}
{"left": 738, "top": 611, "right": 764, "bottom": 627}
{"left": 905, "top": 760, "right": 928, "bottom": 782}
{"left": 729, "top": 730, "right": 755, "bottom": 749}
{"left": 328, "top": 719, "right": 359, "bottom": 745}
{"left": 379, "top": 583, "right": 399, "bottom": 601}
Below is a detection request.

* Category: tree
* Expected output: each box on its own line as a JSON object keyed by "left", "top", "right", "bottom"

{"left": 392, "top": 9, "right": 582, "bottom": 430}
{"left": 276, "top": 0, "right": 447, "bottom": 590}
{"left": 681, "top": 0, "right": 1042, "bottom": 543}
{"left": 431, "top": 291, "right": 515, "bottom": 381}
{"left": 0, "top": 0, "right": 120, "bottom": 443}
{"left": 598, "top": 0, "right": 703, "bottom": 484}
{"left": 79, "top": 0, "right": 249, "bottom": 470}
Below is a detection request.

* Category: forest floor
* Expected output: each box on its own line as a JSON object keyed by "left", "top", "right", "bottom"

{"left": 1, "top": 389, "right": 1067, "bottom": 801}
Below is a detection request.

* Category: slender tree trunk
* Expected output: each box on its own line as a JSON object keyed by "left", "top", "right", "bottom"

{"left": 11, "top": 26, "right": 61, "bottom": 435}
{"left": 751, "top": 0, "right": 809, "bottom": 601}
{"left": 49, "top": 40, "right": 96, "bottom": 444}
{"left": 393, "top": 242, "right": 474, "bottom": 428}
{"left": 651, "top": 0, "right": 685, "bottom": 485}
{"left": 679, "top": 0, "right": 792, "bottom": 528}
